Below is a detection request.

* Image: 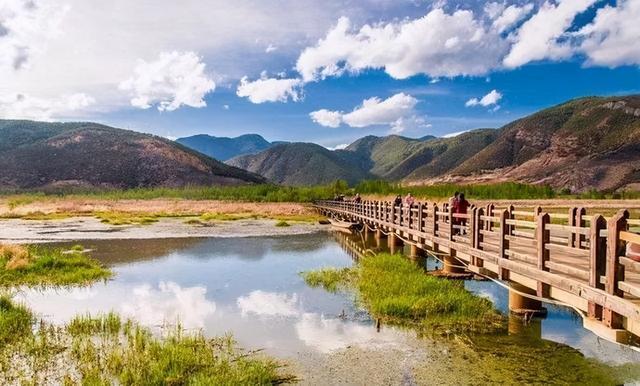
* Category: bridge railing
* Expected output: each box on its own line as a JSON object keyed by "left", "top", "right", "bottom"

{"left": 315, "top": 200, "right": 640, "bottom": 331}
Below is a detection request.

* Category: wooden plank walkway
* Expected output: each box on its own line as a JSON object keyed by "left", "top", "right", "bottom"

{"left": 315, "top": 200, "right": 640, "bottom": 341}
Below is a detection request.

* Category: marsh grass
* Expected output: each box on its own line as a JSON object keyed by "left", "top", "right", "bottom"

{"left": 301, "top": 267, "right": 355, "bottom": 293}
{"left": 95, "top": 212, "right": 159, "bottom": 225}
{"left": 1, "top": 309, "right": 295, "bottom": 385}
{"left": 303, "top": 254, "right": 503, "bottom": 334}
{"left": 0, "top": 296, "right": 33, "bottom": 346}
{"left": 275, "top": 220, "right": 290, "bottom": 227}
{"left": 0, "top": 243, "right": 111, "bottom": 287}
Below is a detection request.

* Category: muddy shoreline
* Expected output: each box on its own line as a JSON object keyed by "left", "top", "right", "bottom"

{"left": 0, "top": 217, "right": 327, "bottom": 243}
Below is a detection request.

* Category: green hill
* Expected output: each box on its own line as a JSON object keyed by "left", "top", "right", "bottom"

{"left": 176, "top": 134, "right": 274, "bottom": 161}
{"left": 227, "top": 143, "right": 372, "bottom": 186}
{"left": 0, "top": 120, "right": 265, "bottom": 190}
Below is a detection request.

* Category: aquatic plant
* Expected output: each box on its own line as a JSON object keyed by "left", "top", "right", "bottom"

{"left": 0, "top": 310, "right": 296, "bottom": 385}
{"left": 300, "top": 267, "right": 355, "bottom": 293}
{"left": 0, "top": 296, "right": 33, "bottom": 346}
{"left": 0, "top": 243, "right": 111, "bottom": 287}
{"left": 303, "top": 253, "right": 503, "bottom": 333}
{"left": 95, "top": 211, "right": 159, "bottom": 225}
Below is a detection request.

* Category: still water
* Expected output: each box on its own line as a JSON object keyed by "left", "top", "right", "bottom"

{"left": 14, "top": 231, "right": 640, "bottom": 381}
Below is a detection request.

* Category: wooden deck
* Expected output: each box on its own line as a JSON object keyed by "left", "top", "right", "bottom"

{"left": 315, "top": 200, "right": 640, "bottom": 341}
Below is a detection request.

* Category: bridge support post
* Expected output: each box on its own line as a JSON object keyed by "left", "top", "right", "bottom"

{"left": 363, "top": 225, "right": 370, "bottom": 242}
{"left": 442, "top": 251, "right": 465, "bottom": 274}
{"left": 389, "top": 232, "right": 402, "bottom": 254}
{"left": 410, "top": 244, "right": 425, "bottom": 259}
{"left": 509, "top": 282, "right": 546, "bottom": 317}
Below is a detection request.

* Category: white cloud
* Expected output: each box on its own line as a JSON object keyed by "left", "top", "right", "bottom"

{"left": 296, "top": 9, "right": 508, "bottom": 81}
{"left": 295, "top": 313, "right": 401, "bottom": 353}
{"left": 503, "top": 0, "right": 596, "bottom": 68}
{"left": 577, "top": 0, "right": 640, "bottom": 67}
{"left": 0, "top": 0, "right": 68, "bottom": 73}
{"left": 327, "top": 143, "right": 348, "bottom": 150}
{"left": 465, "top": 89, "right": 502, "bottom": 107}
{"left": 236, "top": 73, "right": 303, "bottom": 104}
{"left": 119, "top": 51, "right": 215, "bottom": 111}
{"left": 311, "top": 93, "right": 427, "bottom": 134}
{"left": 492, "top": 3, "right": 534, "bottom": 33}
{"left": 0, "top": 92, "right": 95, "bottom": 120}
{"left": 223, "top": 104, "right": 230, "bottom": 110}
{"left": 310, "top": 109, "right": 342, "bottom": 128}
{"left": 120, "top": 282, "right": 216, "bottom": 329}
{"left": 265, "top": 43, "right": 278, "bottom": 53}
{"left": 342, "top": 93, "right": 418, "bottom": 127}
{"left": 442, "top": 129, "right": 470, "bottom": 138}
{"left": 237, "top": 290, "right": 299, "bottom": 317}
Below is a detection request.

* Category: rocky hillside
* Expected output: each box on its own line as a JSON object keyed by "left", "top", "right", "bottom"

{"left": 176, "top": 133, "right": 275, "bottom": 161}
{"left": 227, "top": 143, "right": 371, "bottom": 186}
{"left": 0, "top": 120, "right": 265, "bottom": 190}
{"left": 438, "top": 96, "right": 640, "bottom": 192}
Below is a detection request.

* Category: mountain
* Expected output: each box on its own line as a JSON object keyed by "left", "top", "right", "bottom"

{"left": 227, "top": 143, "right": 372, "bottom": 186}
{"left": 435, "top": 96, "right": 640, "bottom": 191}
{"left": 226, "top": 95, "right": 640, "bottom": 191}
{"left": 0, "top": 120, "right": 264, "bottom": 190}
{"left": 176, "top": 134, "right": 273, "bottom": 161}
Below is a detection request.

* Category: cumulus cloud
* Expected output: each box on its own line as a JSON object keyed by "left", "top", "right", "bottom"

{"left": 503, "top": 0, "right": 596, "bottom": 68}
{"left": 310, "top": 109, "right": 342, "bottom": 128}
{"left": 294, "top": 313, "right": 402, "bottom": 353}
{"left": 237, "top": 290, "right": 299, "bottom": 317}
{"left": 577, "top": 0, "right": 640, "bottom": 67}
{"left": 310, "top": 93, "right": 426, "bottom": 133}
{"left": 465, "top": 89, "right": 502, "bottom": 107}
{"left": 236, "top": 73, "right": 303, "bottom": 104}
{"left": 296, "top": 9, "right": 508, "bottom": 81}
{"left": 491, "top": 3, "right": 534, "bottom": 33}
{"left": 119, "top": 51, "right": 215, "bottom": 111}
{"left": 327, "top": 143, "right": 348, "bottom": 150}
{"left": 0, "top": 0, "right": 68, "bottom": 73}
{"left": 120, "top": 281, "right": 216, "bottom": 329}
{"left": 0, "top": 92, "right": 95, "bottom": 120}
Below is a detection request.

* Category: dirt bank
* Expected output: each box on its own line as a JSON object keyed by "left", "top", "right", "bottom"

{"left": 0, "top": 217, "right": 326, "bottom": 243}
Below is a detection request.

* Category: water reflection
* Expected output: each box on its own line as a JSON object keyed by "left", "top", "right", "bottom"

{"left": 337, "top": 229, "right": 640, "bottom": 366}
{"left": 17, "top": 234, "right": 408, "bottom": 357}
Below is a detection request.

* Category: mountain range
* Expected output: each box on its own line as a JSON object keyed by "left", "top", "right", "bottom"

{"left": 0, "top": 120, "right": 264, "bottom": 190}
{"left": 1, "top": 95, "right": 638, "bottom": 192}
{"left": 176, "top": 134, "right": 276, "bottom": 161}
{"left": 225, "top": 95, "right": 640, "bottom": 192}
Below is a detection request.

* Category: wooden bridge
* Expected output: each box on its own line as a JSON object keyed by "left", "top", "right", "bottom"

{"left": 315, "top": 199, "right": 640, "bottom": 342}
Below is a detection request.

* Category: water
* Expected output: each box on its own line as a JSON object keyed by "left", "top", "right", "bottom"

{"left": 13, "top": 231, "right": 640, "bottom": 382}
{"left": 16, "top": 234, "right": 408, "bottom": 357}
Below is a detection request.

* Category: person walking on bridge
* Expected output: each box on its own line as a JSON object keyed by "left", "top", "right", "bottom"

{"left": 404, "top": 193, "right": 415, "bottom": 207}
{"left": 393, "top": 194, "right": 402, "bottom": 207}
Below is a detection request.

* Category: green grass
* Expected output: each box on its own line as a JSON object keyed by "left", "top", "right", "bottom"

{"left": 95, "top": 212, "right": 159, "bottom": 225}
{"left": 0, "top": 244, "right": 111, "bottom": 287}
{"left": 2, "top": 180, "right": 638, "bottom": 206}
{"left": 275, "top": 220, "right": 290, "bottom": 227}
{"left": 0, "top": 309, "right": 295, "bottom": 385}
{"left": 0, "top": 296, "right": 33, "bottom": 346}
{"left": 303, "top": 254, "right": 503, "bottom": 334}
{"left": 300, "top": 267, "right": 355, "bottom": 293}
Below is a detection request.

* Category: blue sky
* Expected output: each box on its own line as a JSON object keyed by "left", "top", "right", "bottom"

{"left": 1, "top": 0, "right": 639, "bottom": 148}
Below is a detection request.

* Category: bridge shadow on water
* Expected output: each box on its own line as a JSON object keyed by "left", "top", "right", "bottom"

{"left": 331, "top": 227, "right": 640, "bottom": 384}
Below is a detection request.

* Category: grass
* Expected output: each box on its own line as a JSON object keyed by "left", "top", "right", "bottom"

{"left": 95, "top": 211, "right": 159, "bottom": 225}
{"left": 0, "top": 243, "right": 111, "bottom": 287}
{"left": 0, "top": 308, "right": 295, "bottom": 385}
{"left": 300, "top": 267, "right": 355, "bottom": 293}
{"left": 303, "top": 253, "right": 503, "bottom": 334}
{"left": 275, "top": 220, "right": 290, "bottom": 227}
{"left": 0, "top": 296, "right": 33, "bottom": 346}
